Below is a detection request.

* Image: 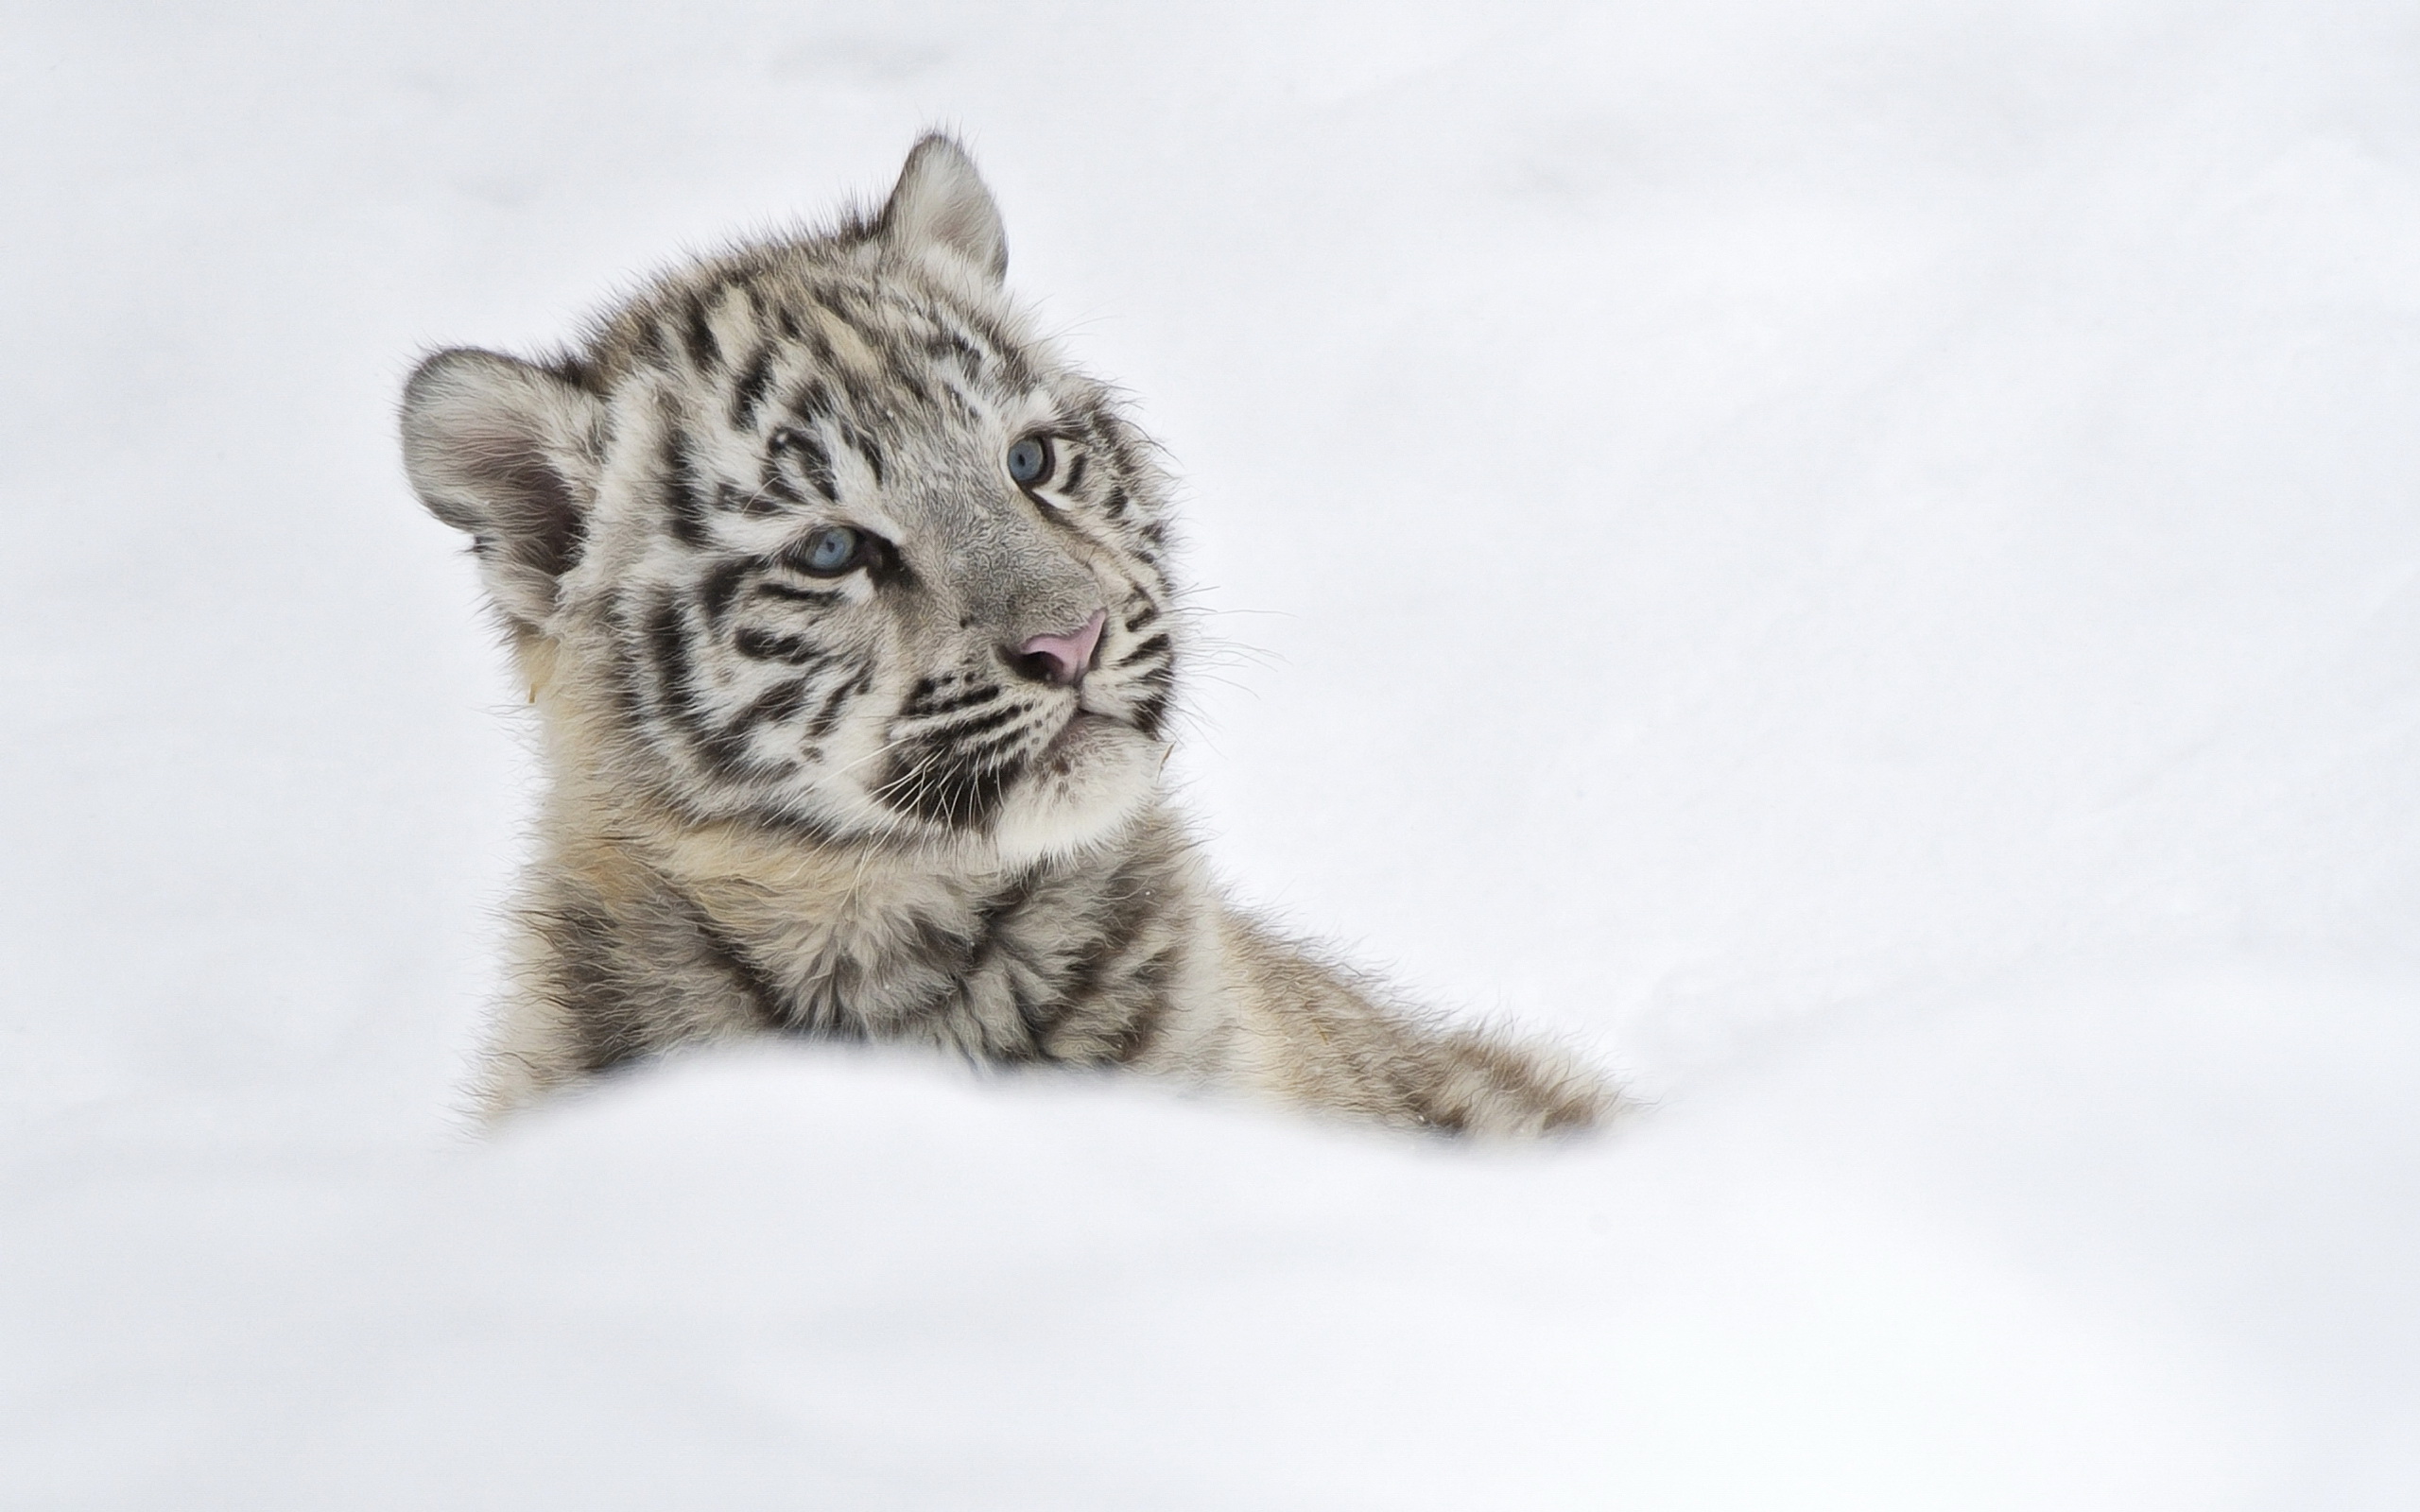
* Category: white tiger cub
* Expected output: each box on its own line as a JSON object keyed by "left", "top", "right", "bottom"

{"left": 403, "top": 134, "right": 1612, "bottom": 1135}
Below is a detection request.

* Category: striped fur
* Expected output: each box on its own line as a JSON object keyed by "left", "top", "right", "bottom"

{"left": 402, "top": 135, "right": 1612, "bottom": 1136}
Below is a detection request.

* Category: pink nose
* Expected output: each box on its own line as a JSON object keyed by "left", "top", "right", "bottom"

{"left": 1014, "top": 610, "right": 1106, "bottom": 687}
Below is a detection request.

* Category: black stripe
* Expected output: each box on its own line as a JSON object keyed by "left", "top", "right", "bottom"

{"left": 699, "top": 558, "right": 753, "bottom": 625}
{"left": 912, "top": 698, "right": 1022, "bottom": 743}
{"left": 729, "top": 344, "right": 776, "bottom": 428}
{"left": 734, "top": 627, "right": 829, "bottom": 665}
{"left": 959, "top": 309, "right": 1036, "bottom": 389}
{"left": 629, "top": 319, "right": 670, "bottom": 370}
{"left": 905, "top": 681, "right": 1001, "bottom": 719}
{"left": 647, "top": 594, "right": 711, "bottom": 746}
{"left": 1057, "top": 862, "right": 1163, "bottom": 1013}
{"left": 952, "top": 721, "right": 1040, "bottom": 766}
{"left": 1130, "top": 668, "right": 1173, "bottom": 741}
{"left": 886, "top": 352, "right": 932, "bottom": 407}
{"left": 755, "top": 581, "right": 843, "bottom": 607}
{"left": 1117, "top": 633, "right": 1171, "bottom": 667}
{"left": 747, "top": 469, "right": 804, "bottom": 515}
{"left": 683, "top": 291, "right": 721, "bottom": 370}
{"left": 967, "top": 868, "right": 1042, "bottom": 971}
{"left": 788, "top": 433, "right": 837, "bottom": 499}
{"left": 1105, "top": 947, "right": 1180, "bottom": 1063}
{"left": 1094, "top": 413, "right": 1145, "bottom": 479}
{"left": 833, "top": 367, "right": 880, "bottom": 424}
{"left": 904, "top": 909, "right": 977, "bottom": 979}
{"left": 804, "top": 665, "right": 872, "bottom": 739}
{"left": 683, "top": 899, "right": 792, "bottom": 1032}
{"left": 1009, "top": 976, "right": 1060, "bottom": 1046}
{"left": 699, "top": 678, "right": 810, "bottom": 772}
{"left": 925, "top": 325, "right": 982, "bottom": 368}
{"left": 845, "top": 425, "right": 887, "bottom": 486}
{"left": 789, "top": 379, "right": 834, "bottom": 428}
{"left": 533, "top": 898, "right": 651, "bottom": 1075}
{"left": 874, "top": 742, "right": 1020, "bottom": 828}
{"left": 663, "top": 432, "right": 712, "bottom": 547}
{"left": 936, "top": 378, "right": 983, "bottom": 423}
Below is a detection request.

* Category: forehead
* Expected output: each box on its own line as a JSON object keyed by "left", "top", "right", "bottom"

{"left": 580, "top": 259, "right": 1111, "bottom": 566}
{"left": 596, "top": 258, "right": 1063, "bottom": 435}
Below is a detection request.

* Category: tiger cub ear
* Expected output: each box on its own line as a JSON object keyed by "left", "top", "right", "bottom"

{"left": 401, "top": 348, "right": 602, "bottom": 628}
{"left": 877, "top": 133, "right": 1008, "bottom": 285}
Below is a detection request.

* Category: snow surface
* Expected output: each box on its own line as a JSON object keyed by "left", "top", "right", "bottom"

{"left": 5, "top": 1, "right": 2417, "bottom": 1505}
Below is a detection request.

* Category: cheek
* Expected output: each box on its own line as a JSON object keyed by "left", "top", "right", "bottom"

{"left": 801, "top": 641, "right": 914, "bottom": 769}
{"left": 884, "top": 601, "right": 992, "bottom": 684}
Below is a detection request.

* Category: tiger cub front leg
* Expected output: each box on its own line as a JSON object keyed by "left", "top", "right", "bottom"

{"left": 1215, "top": 913, "right": 1616, "bottom": 1136}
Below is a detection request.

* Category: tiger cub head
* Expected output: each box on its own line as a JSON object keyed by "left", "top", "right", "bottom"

{"left": 402, "top": 136, "right": 1179, "bottom": 861}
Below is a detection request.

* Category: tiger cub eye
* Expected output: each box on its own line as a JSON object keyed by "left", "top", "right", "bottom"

{"left": 1007, "top": 435, "right": 1052, "bottom": 487}
{"left": 800, "top": 524, "right": 862, "bottom": 576}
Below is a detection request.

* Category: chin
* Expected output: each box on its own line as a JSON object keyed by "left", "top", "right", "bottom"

{"left": 987, "top": 715, "right": 1164, "bottom": 864}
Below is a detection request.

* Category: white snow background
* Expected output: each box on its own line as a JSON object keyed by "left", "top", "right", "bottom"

{"left": 5, "top": 1, "right": 2417, "bottom": 1505}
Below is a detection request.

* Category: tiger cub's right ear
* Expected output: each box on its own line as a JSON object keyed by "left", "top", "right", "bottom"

{"left": 401, "top": 348, "right": 604, "bottom": 629}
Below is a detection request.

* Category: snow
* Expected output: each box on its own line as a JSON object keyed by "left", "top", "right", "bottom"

{"left": 5, "top": 1, "right": 2416, "bottom": 1504}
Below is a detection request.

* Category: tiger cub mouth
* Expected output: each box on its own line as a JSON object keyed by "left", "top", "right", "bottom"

{"left": 1040, "top": 709, "right": 1122, "bottom": 770}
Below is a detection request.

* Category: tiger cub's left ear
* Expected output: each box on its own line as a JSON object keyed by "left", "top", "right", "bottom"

{"left": 401, "top": 348, "right": 604, "bottom": 629}
{"left": 877, "top": 133, "right": 1008, "bottom": 285}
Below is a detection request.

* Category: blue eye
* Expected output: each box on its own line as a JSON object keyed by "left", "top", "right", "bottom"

{"left": 800, "top": 525, "right": 862, "bottom": 576}
{"left": 1007, "top": 436, "right": 1052, "bottom": 487}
